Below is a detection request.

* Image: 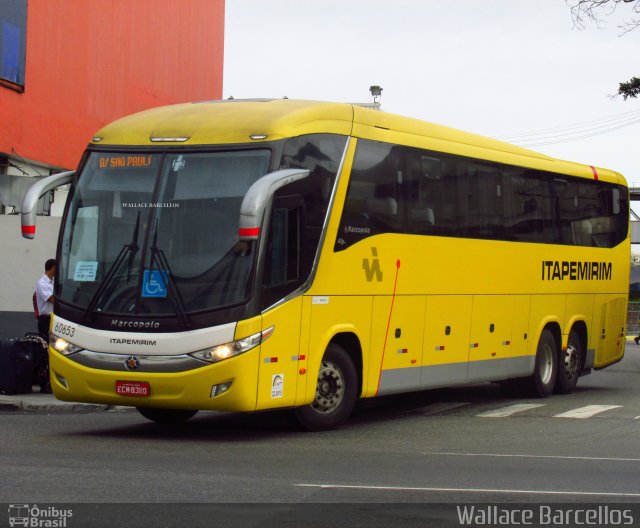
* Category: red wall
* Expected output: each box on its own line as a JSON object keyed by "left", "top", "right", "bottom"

{"left": 0, "top": 0, "right": 224, "bottom": 170}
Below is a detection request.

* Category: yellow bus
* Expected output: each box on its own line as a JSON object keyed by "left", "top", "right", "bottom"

{"left": 21, "top": 99, "right": 629, "bottom": 430}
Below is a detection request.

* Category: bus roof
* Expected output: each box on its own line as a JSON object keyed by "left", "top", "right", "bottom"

{"left": 91, "top": 99, "right": 625, "bottom": 185}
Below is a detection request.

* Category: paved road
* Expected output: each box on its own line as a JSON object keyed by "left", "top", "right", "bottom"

{"left": 2, "top": 344, "right": 640, "bottom": 508}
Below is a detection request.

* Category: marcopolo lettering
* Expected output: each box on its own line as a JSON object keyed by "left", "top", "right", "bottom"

{"left": 345, "top": 225, "right": 371, "bottom": 235}
{"left": 109, "top": 338, "right": 157, "bottom": 346}
{"left": 541, "top": 260, "right": 612, "bottom": 281}
{"left": 111, "top": 319, "right": 160, "bottom": 329}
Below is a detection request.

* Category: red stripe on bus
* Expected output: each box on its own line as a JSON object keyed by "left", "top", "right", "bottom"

{"left": 590, "top": 166, "right": 599, "bottom": 180}
{"left": 376, "top": 259, "right": 401, "bottom": 395}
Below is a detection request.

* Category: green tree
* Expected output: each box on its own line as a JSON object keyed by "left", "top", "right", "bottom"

{"left": 618, "top": 76, "right": 640, "bottom": 100}
{"left": 568, "top": 0, "right": 640, "bottom": 98}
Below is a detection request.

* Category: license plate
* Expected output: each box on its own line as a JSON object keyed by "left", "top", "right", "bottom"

{"left": 115, "top": 380, "right": 150, "bottom": 397}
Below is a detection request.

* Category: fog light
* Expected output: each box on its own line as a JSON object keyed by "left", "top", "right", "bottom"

{"left": 210, "top": 382, "right": 232, "bottom": 398}
{"left": 55, "top": 372, "right": 69, "bottom": 390}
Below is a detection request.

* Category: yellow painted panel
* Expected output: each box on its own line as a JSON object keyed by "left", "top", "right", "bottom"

{"left": 370, "top": 295, "right": 425, "bottom": 380}
{"left": 303, "top": 295, "right": 372, "bottom": 401}
{"left": 314, "top": 232, "right": 629, "bottom": 302}
{"left": 593, "top": 295, "right": 627, "bottom": 366}
{"left": 256, "top": 297, "right": 303, "bottom": 410}
{"left": 605, "top": 296, "right": 626, "bottom": 363}
{"left": 511, "top": 295, "right": 532, "bottom": 358}
{"left": 469, "top": 296, "right": 515, "bottom": 363}
{"left": 591, "top": 295, "right": 607, "bottom": 364}
{"left": 529, "top": 294, "right": 566, "bottom": 345}
{"left": 96, "top": 100, "right": 354, "bottom": 146}
{"left": 49, "top": 345, "right": 260, "bottom": 412}
{"left": 234, "top": 315, "right": 262, "bottom": 342}
{"left": 563, "top": 294, "right": 594, "bottom": 347}
{"left": 423, "top": 295, "right": 473, "bottom": 366}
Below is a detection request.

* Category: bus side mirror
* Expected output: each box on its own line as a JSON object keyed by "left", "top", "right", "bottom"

{"left": 238, "top": 168, "right": 310, "bottom": 240}
{"left": 21, "top": 171, "right": 74, "bottom": 239}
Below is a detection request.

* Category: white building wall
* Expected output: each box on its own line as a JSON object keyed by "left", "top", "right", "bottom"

{"left": 632, "top": 221, "right": 640, "bottom": 244}
{"left": 0, "top": 215, "right": 61, "bottom": 312}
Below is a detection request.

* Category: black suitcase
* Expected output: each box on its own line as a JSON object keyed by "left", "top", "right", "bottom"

{"left": 0, "top": 338, "right": 34, "bottom": 395}
{"left": 23, "top": 333, "right": 51, "bottom": 393}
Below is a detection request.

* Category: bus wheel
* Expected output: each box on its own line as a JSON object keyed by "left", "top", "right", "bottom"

{"left": 525, "top": 329, "right": 558, "bottom": 398}
{"left": 136, "top": 407, "right": 198, "bottom": 424}
{"left": 293, "top": 343, "right": 358, "bottom": 431}
{"left": 555, "top": 329, "right": 582, "bottom": 394}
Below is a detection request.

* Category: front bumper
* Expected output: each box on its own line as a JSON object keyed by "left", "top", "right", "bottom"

{"left": 49, "top": 347, "right": 259, "bottom": 412}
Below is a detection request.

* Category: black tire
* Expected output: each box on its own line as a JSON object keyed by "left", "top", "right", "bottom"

{"left": 293, "top": 343, "right": 358, "bottom": 431}
{"left": 136, "top": 407, "right": 198, "bottom": 424}
{"left": 524, "top": 328, "right": 558, "bottom": 398}
{"left": 555, "top": 328, "right": 583, "bottom": 394}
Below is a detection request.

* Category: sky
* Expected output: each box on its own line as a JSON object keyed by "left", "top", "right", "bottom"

{"left": 224, "top": 0, "right": 640, "bottom": 187}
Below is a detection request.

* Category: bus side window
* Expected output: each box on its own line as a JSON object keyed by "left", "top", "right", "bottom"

{"left": 336, "top": 139, "right": 402, "bottom": 250}
{"left": 405, "top": 152, "right": 438, "bottom": 234}
{"left": 261, "top": 196, "right": 302, "bottom": 309}
{"left": 458, "top": 160, "right": 503, "bottom": 239}
{"left": 506, "top": 168, "right": 557, "bottom": 243}
{"left": 570, "top": 182, "right": 623, "bottom": 248}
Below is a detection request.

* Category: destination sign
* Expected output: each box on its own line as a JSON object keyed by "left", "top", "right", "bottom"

{"left": 98, "top": 155, "right": 153, "bottom": 169}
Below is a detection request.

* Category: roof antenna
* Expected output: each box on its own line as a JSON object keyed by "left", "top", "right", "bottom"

{"left": 369, "top": 85, "right": 383, "bottom": 105}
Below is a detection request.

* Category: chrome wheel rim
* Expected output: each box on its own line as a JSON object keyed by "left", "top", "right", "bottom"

{"left": 564, "top": 344, "right": 579, "bottom": 381}
{"left": 311, "top": 360, "right": 345, "bottom": 414}
{"left": 540, "top": 342, "right": 554, "bottom": 385}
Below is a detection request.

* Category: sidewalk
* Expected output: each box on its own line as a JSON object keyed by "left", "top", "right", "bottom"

{"left": 0, "top": 389, "right": 131, "bottom": 413}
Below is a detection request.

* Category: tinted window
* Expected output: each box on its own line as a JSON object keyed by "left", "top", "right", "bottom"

{"left": 335, "top": 138, "right": 627, "bottom": 251}
{"left": 0, "top": 0, "right": 27, "bottom": 88}
{"left": 405, "top": 150, "right": 461, "bottom": 236}
{"left": 262, "top": 134, "right": 347, "bottom": 308}
{"left": 336, "top": 140, "right": 403, "bottom": 250}
{"left": 556, "top": 178, "right": 628, "bottom": 247}
{"left": 458, "top": 159, "right": 504, "bottom": 239}
{"left": 505, "top": 167, "right": 557, "bottom": 243}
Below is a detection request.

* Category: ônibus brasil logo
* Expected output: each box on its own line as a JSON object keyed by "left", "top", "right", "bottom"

{"left": 8, "top": 504, "right": 72, "bottom": 527}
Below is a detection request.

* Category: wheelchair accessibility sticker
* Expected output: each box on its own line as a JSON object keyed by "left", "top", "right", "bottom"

{"left": 142, "top": 270, "right": 168, "bottom": 298}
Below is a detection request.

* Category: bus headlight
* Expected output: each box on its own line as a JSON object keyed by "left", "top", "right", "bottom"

{"left": 190, "top": 326, "right": 274, "bottom": 364}
{"left": 51, "top": 335, "right": 83, "bottom": 356}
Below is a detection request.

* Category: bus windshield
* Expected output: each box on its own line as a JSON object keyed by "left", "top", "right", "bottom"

{"left": 58, "top": 150, "right": 271, "bottom": 317}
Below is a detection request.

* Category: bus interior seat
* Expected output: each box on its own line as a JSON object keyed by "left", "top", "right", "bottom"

{"left": 366, "top": 196, "right": 397, "bottom": 216}
{"left": 409, "top": 207, "right": 435, "bottom": 228}
{"left": 572, "top": 216, "right": 614, "bottom": 247}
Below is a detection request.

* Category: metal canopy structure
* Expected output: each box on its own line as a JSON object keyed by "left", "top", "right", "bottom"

{"left": 629, "top": 185, "right": 640, "bottom": 243}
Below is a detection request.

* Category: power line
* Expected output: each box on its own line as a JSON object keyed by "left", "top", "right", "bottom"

{"left": 518, "top": 116, "right": 640, "bottom": 147}
{"left": 496, "top": 109, "right": 640, "bottom": 141}
{"left": 491, "top": 107, "right": 640, "bottom": 147}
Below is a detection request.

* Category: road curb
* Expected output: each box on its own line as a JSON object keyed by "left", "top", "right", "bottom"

{"left": 0, "top": 395, "right": 132, "bottom": 413}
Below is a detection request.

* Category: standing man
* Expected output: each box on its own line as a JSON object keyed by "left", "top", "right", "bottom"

{"left": 35, "top": 259, "right": 56, "bottom": 339}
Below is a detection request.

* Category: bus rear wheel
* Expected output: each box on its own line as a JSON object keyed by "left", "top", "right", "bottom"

{"left": 293, "top": 343, "right": 357, "bottom": 431}
{"left": 136, "top": 407, "right": 198, "bottom": 424}
{"left": 525, "top": 328, "right": 558, "bottom": 398}
{"left": 555, "top": 329, "right": 582, "bottom": 394}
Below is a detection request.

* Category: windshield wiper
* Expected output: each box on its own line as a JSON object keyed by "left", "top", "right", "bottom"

{"left": 149, "top": 221, "right": 191, "bottom": 328}
{"left": 83, "top": 212, "right": 141, "bottom": 322}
